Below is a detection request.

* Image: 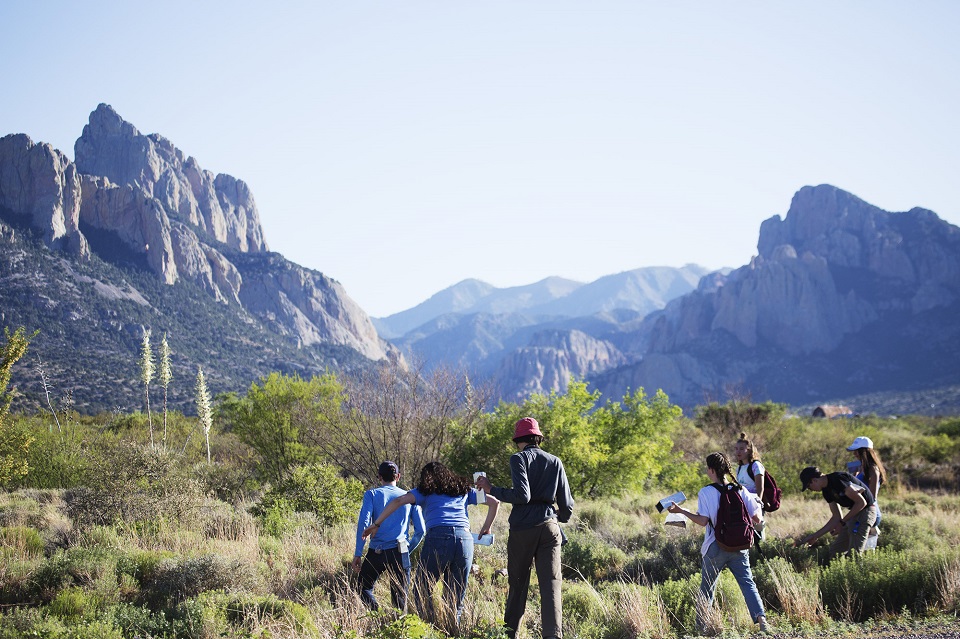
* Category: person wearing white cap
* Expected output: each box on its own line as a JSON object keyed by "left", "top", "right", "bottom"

{"left": 848, "top": 436, "right": 887, "bottom": 538}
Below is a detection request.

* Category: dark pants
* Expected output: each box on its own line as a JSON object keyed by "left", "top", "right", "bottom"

{"left": 358, "top": 546, "right": 411, "bottom": 611}
{"left": 505, "top": 521, "right": 563, "bottom": 639}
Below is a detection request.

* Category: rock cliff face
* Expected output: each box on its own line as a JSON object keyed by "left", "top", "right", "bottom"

{"left": 75, "top": 104, "right": 266, "bottom": 254}
{"left": 596, "top": 184, "right": 960, "bottom": 408}
{"left": 0, "top": 134, "right": 89, "bottom": 257}
{"left": 496, "top": 329, "right": 627, "bottom": 399}
{"left": 0, "top": 104, "right": 392, "bottom": 363}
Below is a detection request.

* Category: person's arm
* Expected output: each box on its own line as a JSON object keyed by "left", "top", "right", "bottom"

{"left": 362, "top": 493, "right": 415, "bottom": 539}
{"left": 667, "top": 501, "right": 709, "bottom": 528}
{"left": 866, "top": 467, "right": 881, "bottom": 500}
{"left": 794, "top": 501, "right": 842, "bottom": 546}
{"left": 840, "top": 485, "right": 867, "bottom": 522}
{"left": 353, "top": 491, "right": 374, "bottom": 572}
{"left": 408, "top": 504, "right": 426, "bottom": 553}
{"left": 753, "top": 462, "right": 766, "bottom": 503}
{"left": 488, "top": 454, "right": 531, "bottom": 504}
{"left": 477, "top": 493, "right": 500, "bottom": 535}
{"left": 555, "top": 460, "right": 574, "bottom": 523}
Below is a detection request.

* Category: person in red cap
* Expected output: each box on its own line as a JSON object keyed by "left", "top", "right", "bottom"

{"left": 476, "top": 417, "right": 574, "bottom": 639}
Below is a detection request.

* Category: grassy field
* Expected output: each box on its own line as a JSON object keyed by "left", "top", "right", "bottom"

{"left": 1, "top": 480, "right": 959, "bottom": 638}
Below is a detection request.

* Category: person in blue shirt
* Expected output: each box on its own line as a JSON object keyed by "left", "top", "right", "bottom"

{"left": 353, "top": 460, "right": 426, "bottom": 611}
{"left": 364, "top": 461, "right": 499, "bottom": 627}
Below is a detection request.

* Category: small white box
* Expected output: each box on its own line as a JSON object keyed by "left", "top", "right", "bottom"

{"left": 473, "top": 533, "right": 495, "bottom": 546}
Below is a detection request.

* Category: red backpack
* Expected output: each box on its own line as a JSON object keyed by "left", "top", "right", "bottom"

{"left": 711, "top": 483, "right": 755, "bottom": 552}
{"left": 743, "top": 462, "right": 782, "bottom": 512}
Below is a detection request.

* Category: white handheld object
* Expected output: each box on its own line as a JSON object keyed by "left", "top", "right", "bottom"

{"left": 472, "top": 533, "right": 494, "bottom": 546}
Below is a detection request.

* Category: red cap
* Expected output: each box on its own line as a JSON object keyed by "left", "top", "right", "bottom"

{"left": 513, "top": 417, "right": 543, "bottom": 440}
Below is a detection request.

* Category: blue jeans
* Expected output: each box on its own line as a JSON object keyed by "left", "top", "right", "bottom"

{"left": 699, "top": 542, "right": 765, "bottom": 628}
{"left": 413, "top": 526, "right": 474, "bottom": 624}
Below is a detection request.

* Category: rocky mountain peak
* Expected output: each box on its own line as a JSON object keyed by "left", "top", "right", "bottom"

{"left": 76, "top": 104, "right": 267, "bottom": 254}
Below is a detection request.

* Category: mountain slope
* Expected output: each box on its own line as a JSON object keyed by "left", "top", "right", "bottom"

{"left": 592, "top": 185, "right": 960, "bottom": 412}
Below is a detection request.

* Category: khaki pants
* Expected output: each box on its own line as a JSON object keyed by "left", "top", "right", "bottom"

{"left": 830, "top": 504, "right": 879, "bottom": 556}
{"left": 505, "top": 520, "right": 563, "bottom": 639}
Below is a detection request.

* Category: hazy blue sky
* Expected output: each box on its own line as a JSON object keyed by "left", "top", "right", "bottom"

{"left": 2, "top": 2, "right": 958, "bottom": 316}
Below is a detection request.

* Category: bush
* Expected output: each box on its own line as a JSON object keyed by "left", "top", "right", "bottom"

{"left": 0, "top": 525, "right": 45, "bottom": 557}
{"left": 563, "top": 530, "right": 628, "bottom": 581}
{"left": 256, "top": 462, "right": 363, "bottom": 529}
{"left": 657, "top": 574, "right": 698, "bottom": 632}
{"left": 818, "top": 549, "right": 955, "bottom": 621}
{"left": 141, "top": 554, "right": 263, "bottom": 609}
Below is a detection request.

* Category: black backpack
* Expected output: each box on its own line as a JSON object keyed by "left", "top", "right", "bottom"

{"left": 743, "top": 461, "right": 782, "bottom": 512}
{"left": 711, "top": 483, "right": 754, "bottom": 552}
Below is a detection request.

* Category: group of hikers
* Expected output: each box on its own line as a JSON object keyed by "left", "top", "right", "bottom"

{"left": 667, "top": 433, "right": 885, "bottom": 634}
{"left": 352, "top": 419, "right": 887, "bottom": 637}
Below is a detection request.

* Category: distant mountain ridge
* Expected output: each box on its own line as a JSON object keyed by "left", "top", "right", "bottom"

{"left": 379, "top": 265, "right": 718, "bottom": 399}
{"left": 377, "top": 186, "right": 960, "bottom": 414}
{"left": 374, "top": 265, "right": 711, "bottom": 338}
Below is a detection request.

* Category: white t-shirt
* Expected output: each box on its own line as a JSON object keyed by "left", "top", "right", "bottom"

{"left": 696, "top": 483, "right": 761, "bottom": 556}
{"left": 736, "top": 460, "right": 765, "bottom": 493}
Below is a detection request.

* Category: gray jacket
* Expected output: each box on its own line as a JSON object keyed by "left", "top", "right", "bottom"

{"left": 490, "top": 445, "right": 574, "bottom": 530}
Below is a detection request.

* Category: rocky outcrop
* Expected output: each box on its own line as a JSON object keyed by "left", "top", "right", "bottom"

{"left": 647, "top": 185, "right": 959, "bottom": 358}
{"left": 0, "top": 134, "right": 89, "bottom": 257}
{"left": 0, "top": 104, "right": 393, "bottom": 364}
{"left": 235, "top": 254, "right": 389, "bottom": 361}
{"left": 595, "top": 184, "right": 960, "bottom": 409}
{"left": 496, "top": 329, "right": 626, "bottom": 399}
{"left": 75, "top": 104, "right": 266, "bottom": 253}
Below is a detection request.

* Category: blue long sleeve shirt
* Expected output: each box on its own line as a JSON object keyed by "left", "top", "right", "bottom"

{"left": 354, "top": 485, "right": 425, "bottom": 557}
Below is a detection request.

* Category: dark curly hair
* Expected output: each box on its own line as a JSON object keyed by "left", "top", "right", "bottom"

{"left": 417, "top": 461, "right": 472, "bottom": 497}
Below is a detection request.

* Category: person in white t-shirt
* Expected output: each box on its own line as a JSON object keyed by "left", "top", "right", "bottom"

{"left": 735, "top": 433, "right": 766, "bottom": 536}
{"left": 668, "top": 452, "right": 770, "bottom": 635}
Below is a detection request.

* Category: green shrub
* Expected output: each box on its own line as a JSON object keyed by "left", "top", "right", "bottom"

{"left": 49, "top": 585, "right": 105, "bottom": 620}
{"left": 109, "top": 602, "right": 174, "bottom": 638}
{"left": 256, "top": 462, "right": 363, "bottom": 529}
{"left": 818, "top": 549, "right": 955, "bottom": 621}
{"left": 562, "top": 580, "right": 607, "bottom": 625}
{"left": 563, "top": 530, "right": 628, "bottom": 581}
{"left": 0, "top": 525, "right": 45, "bottom": 557}
{"left": 624, "top": 528, "right": 702, "bottom": 584}
{"left": 141, "top": 554, "right": 263, "bottom": 609}
{"left": 657, "top": 574, "right": 698, "bottom": 632}
{"left": 0, "top": 607, "right": 124, "bottom": 639}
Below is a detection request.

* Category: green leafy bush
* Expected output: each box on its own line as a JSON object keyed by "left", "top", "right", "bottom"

{"left": 818, "top": 549, "right": 956, "bottom": 620}
{"left": 256, "top": 462, "right": 363, "bottom": 529}
{"left": 563, "top": 529, "right": 628, "bottom": 581}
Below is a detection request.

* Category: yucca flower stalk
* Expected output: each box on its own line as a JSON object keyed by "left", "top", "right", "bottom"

{"left": 195, "top": 366, "right": 213, "bottom": 464}
{"left": 139, "top": 328, "right": 155, "bottom": 447}
{"left": 159, "top": 333, "right": 172, "bottom": 451}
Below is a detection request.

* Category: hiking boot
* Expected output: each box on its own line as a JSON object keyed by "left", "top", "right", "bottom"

{"left": 757, "top": 617, "right": 772, "bottom": 634}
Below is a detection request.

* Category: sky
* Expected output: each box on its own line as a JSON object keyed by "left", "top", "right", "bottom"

{"left": 2, "top": 2, "right": 958, "bottom": 317}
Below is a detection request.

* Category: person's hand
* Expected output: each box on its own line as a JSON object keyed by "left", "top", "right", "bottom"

{"left": 351, "top": 556, "right": 362, "bottom": 573}
{"left": 666, "top": 501, "right": 682, "bottom": 514}
{"left": 475, "top": 475, "right": 492, "bottom": 492}
{"left": 478, "top": 526, "right": 491, "bottom": 536}
{"left": 362, "top": 524, "right": 379, "bottom": 540}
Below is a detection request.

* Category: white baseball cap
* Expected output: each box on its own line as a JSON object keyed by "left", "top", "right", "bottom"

{"left": 847, "top": 436, "right": 874, "bottom": 451}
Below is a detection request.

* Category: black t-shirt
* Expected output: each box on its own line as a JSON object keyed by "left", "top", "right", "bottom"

{"left": 822, "top": 472, "right": 875, "bottom": 508}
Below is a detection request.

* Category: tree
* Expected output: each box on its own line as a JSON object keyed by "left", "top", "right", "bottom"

{"left": 0, "top": 327, "right": 37, "bottom": 485}
{"left": 305, "top": 359, "right": 489, "bottom": 486}
{"left": 195, "top": 366, "right": 213, "bottom": 464}
{"left": 159, "top": 333, "right": 173, "bottom": 451}
{"left": 450, "top": 380, "right": 684, "bottom": 497}
{"left": 222, "top": 372, "right": 343, "bottom": 485}
{"left": 139, "top": 328, "right": 155, "bottom": 447}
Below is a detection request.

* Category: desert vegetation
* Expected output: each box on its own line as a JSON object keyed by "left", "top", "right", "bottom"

{"left": 1, "top": 327, "right": 960, "bottom": 638}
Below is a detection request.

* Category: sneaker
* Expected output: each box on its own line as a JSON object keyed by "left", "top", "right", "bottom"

{"left": 758, "top": 617, "right": 772, "bottom": 634}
